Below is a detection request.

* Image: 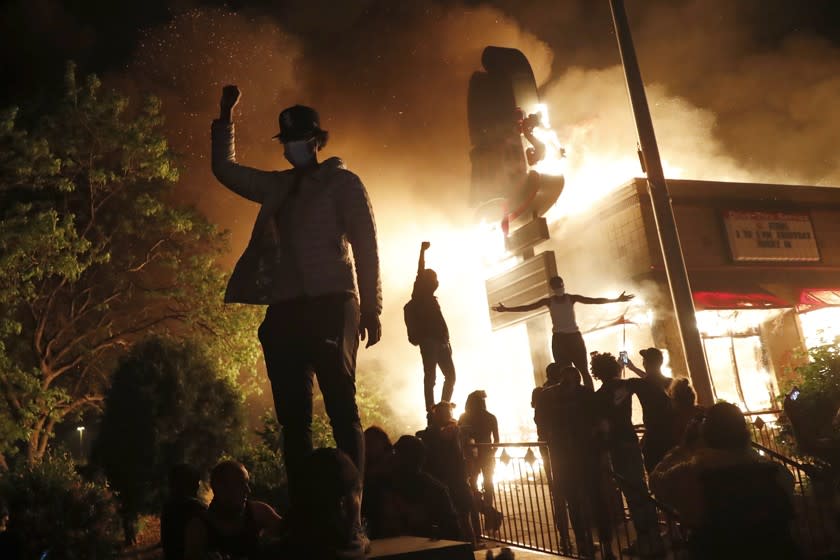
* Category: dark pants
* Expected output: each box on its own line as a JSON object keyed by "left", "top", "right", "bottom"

{"left": 258, "top": 294, "right": 363, "bottom": 510}
{"left": 610, "top": 442, "right": 664, "bottom": 554}
{"left": 466, "top": 451, "right": 496, "bottom": 506}
{"left": 551, "top": 331, "right": 593, "bottom": 390}
{"left": 548, "top": 439, "right": 613, "bottom": 554}
{"left": 641, "top": 431, "right": 675, "bottom": 474}
{"left": 420, "top": 341, "right": 456, "bottom": 411}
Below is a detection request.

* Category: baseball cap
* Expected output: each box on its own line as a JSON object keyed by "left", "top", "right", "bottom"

{"left": 639, "top": 347, "right": 664, "bottom": 362}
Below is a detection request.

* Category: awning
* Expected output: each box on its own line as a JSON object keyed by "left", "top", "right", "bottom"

{"left": 798, "top": 289, "right": 840, "bottom": 312}
{"left": 692, "top": 290, "right": 792, "bottom": 310}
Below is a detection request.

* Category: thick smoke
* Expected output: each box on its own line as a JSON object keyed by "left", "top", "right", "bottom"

{"left": 116, "top": 0, "right": 840, "bottom": 436}
{"left": 121, "top": 5, "right": 553, "bottom": 435}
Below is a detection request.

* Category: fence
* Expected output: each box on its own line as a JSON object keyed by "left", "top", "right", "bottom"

{"left": 472, "top": 442, "right": 686, "bottom": 559}
{"left": 473, "top": 440, "right": 838, "bottom": 559}
{"left": 744, "top": 409, "right": 787, "bottom": 456}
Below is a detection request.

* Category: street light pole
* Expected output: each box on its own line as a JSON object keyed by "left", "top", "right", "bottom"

{"left": 76, "top": 426, "right": 85, "bottom": 463}
{"left": 608, "top": 0, "right": 714, "bottom": 405}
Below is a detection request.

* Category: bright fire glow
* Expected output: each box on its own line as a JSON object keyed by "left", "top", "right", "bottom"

{"left": 476, "top": 447, "right": 546, "bottom": 486}
{"left": 799, "top": 307, "right": 840, "bottom": 348}
{"left": 370, "top": 220, "right": 539, "bottom": 441}
{"left": 530, "top": 103, "right": 567, "bottom": 177}
{"left": 694, "top": 309, "right": 782, "bottom": 411}
{"left": 695, "top": 308, "right": 785, "bottom": 338}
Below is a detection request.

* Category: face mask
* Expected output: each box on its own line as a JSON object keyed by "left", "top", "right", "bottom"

{"left": 284, "top": 139, "right": 316, "bottom": 167}
{"left": 553, "top": 286, "right": 565, "bottom": 296}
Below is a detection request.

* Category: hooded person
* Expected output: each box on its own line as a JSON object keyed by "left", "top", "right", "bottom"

{"left": 211, "top": 86, "right": 382, "bottom": 520}
{"left": 404, "top": 241, "right": 456, "bottom": 411}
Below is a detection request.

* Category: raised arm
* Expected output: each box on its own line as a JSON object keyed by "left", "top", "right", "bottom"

{"left": 211, "top": 85, "right": 279, "bottom": 204}
{"left": 417, "top": 241, "right": 430, "bottom": 275}
{"left": 572, "top": 291, "right": 635, "bottom": 305}
{"left": 492, "top": 298, "right": 550, "bottom": 313}
{"left": 625, "top": 359, "right": 646, "bottom": 378}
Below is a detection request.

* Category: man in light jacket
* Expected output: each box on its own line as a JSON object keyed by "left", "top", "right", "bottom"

{"left": 211, "top": 85, "right": 382, "bottom": 512}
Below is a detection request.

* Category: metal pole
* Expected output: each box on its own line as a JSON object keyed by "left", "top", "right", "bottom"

{"left": 608, "top": 0, "right": 715, "bottom": 405}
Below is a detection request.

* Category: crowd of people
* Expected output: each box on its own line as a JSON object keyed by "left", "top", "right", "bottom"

{"left": 156, "top": 346, "right": 800, "bottom": 560}
{"left": 160, "top": 392, "right": 501, "bottom": 559}
{"left": 529, "top": 350, "right": 800, "bottom": 560}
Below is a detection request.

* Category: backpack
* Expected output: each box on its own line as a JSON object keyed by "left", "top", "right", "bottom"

{"left": 403, "top": 299, "right": 420, "bottom": 346}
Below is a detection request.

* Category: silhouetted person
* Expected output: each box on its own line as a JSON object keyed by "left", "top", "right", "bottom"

{"left": 419, "top": 402, "right": 477, "bottom": 546}
{"left": 592, "top": 352, "right": 664, "bottom": 558}
{"left": 161, "top": 464, "right": 206, "bottom": 560}
{"left": 669, "top": 378, "right": 704, "bottom": 446}
{"left": 375, "top": 435, "right": 460, "bottom": 541}
{"left": 362, "top": 426, "right": 394, "bottom": 538}
{"left": 540, "top": 365, "right": 615, "bottom": 558}
{"left": 211, "top": 86, "right": 382, "bottom": 512}
{"left": 531, "top": 363, "right": 568, "bottom": 534}
{"left": 652, "top": 402, "right": 799, "bottom": 560}
{"left": 184, "top": 460, "right": 283, "bottom": 560}
{"left": 533, "top": 364, "right": 614, "bottom": 557}
{"left": 279, "top": 449, "right": 369, "bottom": 559}
{"left": 494, "top": 276, "right": 634, "bottom": 390}
{"left": 618, "top": 349, "right": 676, "bottom": 473}
{"left": 404, "top": 241, "right": 456, "bottom": 411}
{"left": 626, "top": 347, "right": 673, "bottom": 392}
{"left": 458, "top": 390, "right": 499, "bottom": 507}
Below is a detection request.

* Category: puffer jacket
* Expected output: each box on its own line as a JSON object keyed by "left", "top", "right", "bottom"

{"left": 211, "top": 120, "right": 381, "bottom": 314}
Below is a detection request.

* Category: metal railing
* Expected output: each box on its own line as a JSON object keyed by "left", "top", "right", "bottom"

{"left": 744, "top": 409, "right": 788, "bottom": 456}
{"left": 472, "top": 439, "right": 838, "bottom": 559}
{"left": 470, "top": 442, "right": 687, "bottom": 559}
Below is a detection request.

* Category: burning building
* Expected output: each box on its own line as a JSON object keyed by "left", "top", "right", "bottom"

{"left": 487, "top": 178, "right": 840, "bottom": 413}
{"left": 471, "top": 46, "right": 840, "bottom": 414}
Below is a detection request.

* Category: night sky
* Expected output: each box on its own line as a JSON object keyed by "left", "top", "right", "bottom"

{"left": 4, "top": 0, "right": 840, "bottom": 425}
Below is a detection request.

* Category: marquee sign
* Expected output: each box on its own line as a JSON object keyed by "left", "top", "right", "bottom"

{"left": 723, "top": 210, "right": 820, "bottom": 262}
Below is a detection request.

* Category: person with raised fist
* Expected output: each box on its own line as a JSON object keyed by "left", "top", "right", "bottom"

{"left": 211, "top": 85, "right": 382, "bottom": 516}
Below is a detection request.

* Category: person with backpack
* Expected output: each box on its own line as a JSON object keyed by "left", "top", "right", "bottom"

{"left": 404, "top": 241, "right": 456, "bottom": 412}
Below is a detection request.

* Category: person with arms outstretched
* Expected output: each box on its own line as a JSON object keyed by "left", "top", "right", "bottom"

{"left": 493, "top": 276, "right": 633, "bottom": 390}
{"left": 404, "top": 241, "right": 456, "bottom": 411}
{"left": 211, "top": 86, "right": 381, "bottom": 519}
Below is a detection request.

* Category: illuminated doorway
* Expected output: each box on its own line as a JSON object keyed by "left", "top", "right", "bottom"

{"left": 697, "top": 309, "right": 782, "bottom": 411}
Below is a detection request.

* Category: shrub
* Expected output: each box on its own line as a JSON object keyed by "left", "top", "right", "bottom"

{"left": 777, "top": 343, "right": 840, "bottom": 467}
{"left": 0, "top": 453, "right": 122, "bottom": 559}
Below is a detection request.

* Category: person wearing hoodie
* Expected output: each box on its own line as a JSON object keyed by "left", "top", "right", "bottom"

{"left": 404, "top": 241, "right": 456, "bottom": 412}
{"left": 211, "top": 86, "right": 382, "bottom": 517}
{"left": 651, "top": 402, "right": 798, "bottom": 559}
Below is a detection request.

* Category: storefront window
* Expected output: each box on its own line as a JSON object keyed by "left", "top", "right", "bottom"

{"left": 697, "top": 310, "right": 781, "bottom": 412}
{"left": 798, "top": 307, "right": 840, "bottom": 348}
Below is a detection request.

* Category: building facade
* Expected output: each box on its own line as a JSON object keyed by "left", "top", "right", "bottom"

{"left": 493, "top": 178, "right": 840, "bottom": 412}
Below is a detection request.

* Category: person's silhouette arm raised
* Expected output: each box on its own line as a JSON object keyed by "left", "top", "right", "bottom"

{"left": 625, "top": 358, "right": 646, "bottom": 378}
{"left": 571, "top": 291, "right": 635, "bottom": 305}
{"left": 417, "top": 241, "right": 430, "bottom": 276}
{"left": 492, "top": 297, "right": 550, "bottom": 313}
{"left": 211, "top": 85, "right": 281, "bottom": 204}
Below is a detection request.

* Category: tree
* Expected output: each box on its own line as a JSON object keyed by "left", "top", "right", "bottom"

{"left": 90, "top": 336, "right": 245, "bottom": 544}
{"left": 0, "top": 63, "right": 262, "bottom": 464}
